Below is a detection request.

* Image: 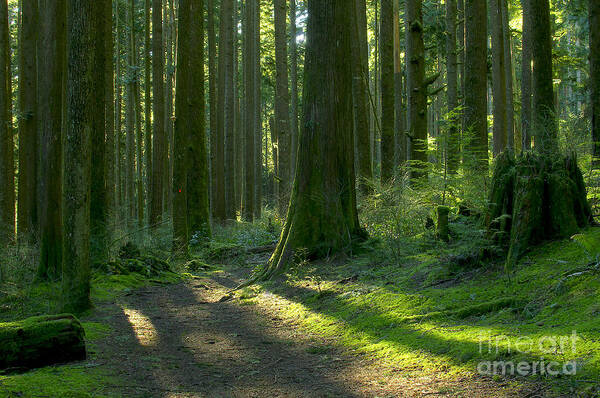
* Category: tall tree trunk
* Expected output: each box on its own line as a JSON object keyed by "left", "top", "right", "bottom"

{"left": 393, "top": 0, "right": 406, "bottom": 169}
{"left": 254, "top": 0, "right": 262, "bottom": 220}
{"left": 253, "top": 0, "right": 364, "bottom": 281}
{"left": 215, "top": 0, "right": 231, "bottom": 222}
{"left": 0, "top": 0, "right": 12, "bottom": 245}
{"left": 37, "top": 0, "right": 65, "bottom": 279}
{"left": 234, "top": 0, "right": 243, "bottom": 212}
{"left": 151, "top": 0, "right": 166, "bottom": 226}
{"left": 115, "top": 0, "right": 123, "bottom": 215}
{"left": 458, "top": 0, "right": 465, "bottom": 100}
{"left": 17, "top": 0, "right": 37, "bottom": 239}
{"left": 521, "top": 0, "right": 532, "bottom": 151}
{"left": 165, "top": 0, "right": 175, "bottom": 217}
{"left": 490, "top": 0, "right": 507, "bottom": 156}
{"left": 242, "top": 0, "right": 255, "bottom": 221}
{"left": 589, "top": 0, "right": 600, "bottom": 167}
{"left": 380, "top": 0, "right": 394, "bottom": 183}
{"left": 208, "top": 0, "right": 218, "bottom": 218}
{"left": 501, "top": 0, "right": 514, "bottom": 150}
{"left": 355, "top": 0, "right": 372, "bottom": 190}
{"left": 222, "top": 0, "right": 235, "bottom": 220}
{"left": 446, "top": 0, "right": 459, "bottom": 173}
{"left": 63, "top": 0, "right": 93, "bottom": 313}
{"left": 174, "top": 0, "right": 209, "bottom": 250}
{"left": 92, "top": 0, "right": 108, "bottom": 257}
{"left": 126, "top": 0, "right": 136, "bottom": 221}
{"left": 531, "top": 0, "right": 556, "bottom": 154}
{"left": 275, "top": 0, "right": 291, "bottom": 214}
{"left": 105, "top": 0, "right": 115, "bottom": 233}
{"left": 289, "top": 0, "right": 299, "bottom": 180}
{"left": 464, "top": 0, "right": 488, "bottom": 167}
{"left": 144, "top": 0, "right": 152, "bottom": 216}
{"left": 406, "top": 0, "right": 428, "bottom": 177}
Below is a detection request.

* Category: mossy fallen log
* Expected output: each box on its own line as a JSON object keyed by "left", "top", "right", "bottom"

{"left": 0, "top": 314, "right": 86, "bottom": 371}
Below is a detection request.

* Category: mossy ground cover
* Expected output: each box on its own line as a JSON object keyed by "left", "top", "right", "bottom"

{"left": 224, "top": 225, "right": 600, "bottom": 396}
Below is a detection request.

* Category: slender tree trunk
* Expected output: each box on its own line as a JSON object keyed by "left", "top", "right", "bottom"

{"left": 289, "top": 0, "right": 298, "bottom": 179}
{"left": 126, "top": 0, "right": 136, "bottom": 221}
{"left": 0, "top": 0, "right": 12, "bottom": 245}
{"left": 380, "top": 0, "right": 394, "bottom": 183}
{"left": 254, "top": 0, "right": 262, "bottom": 220}
{"left": 221, "top": 0, "right": 235, "bottom": 220}
{"left": 165, "top": 0, "right": 175, "bottom": 217}
{"left": 208, "top": 0, "right": 218, "bottom": 218}
{"left": 446, "top": 0, "right": 459, "bottom": 173}
{"left": 91, "top": 0, "right": 108, "bottom": 258}
{"left": 490, "top": 0, "right": 507, "bottom": 156}
{"left": 394, "top": 0, "right": 406, "bottom": 169}
{"left": 63, "top": 0, "right": 93, "bottom": 313}
{"left": 458, "top": 0, "right": 465, "bottom": 100}
{"left": 531, "top": 0, "right": 556, "bottom": 154}
{"left": 115, "top": 0, "right": 123, "bottom": 215}
{"left": 37, "top": 0, "right": 65, "bottom": 279}
{"left": 406, "top": 0, "right": 428, "bottom": 177}
{"left": 234, "top": 0, "right": 243, "bottom": 212}
{"left": 144, "top": 0, "right": 152, "bottom": 216}
{"left": 151, "top": 0, "right": 166, "bottom": 226}
{"left": 521, "top": 0, "right": 532, "bottom": 151}
{"left": 105, "top": 0, "right": 115, "bottom": 233}
{"left": 590, "top": 0, "right": 600, "bottom": 167}
{"left": 242, "top": 0, "right": 255, "bottom": 221}
{"left": 464, "top": 0, "right": 488, "bottom": 167}
{"left": 275, "top": 0, "right": 291, "bottom": 214}
{"left": 501, "top": 0, "right": 514, "bottom": 149}
{"left": 254, "top": 0, "right": 364, "bottom": 281}
{"left": 17, "top": 0, "right": 37, "bottom": 239}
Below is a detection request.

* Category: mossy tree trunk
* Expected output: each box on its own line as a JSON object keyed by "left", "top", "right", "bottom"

{"left": 0, "top": 0, "right": 13, "bottom": 246}
{"left": 380, "top": 0, "right": 394, "bottom": 183}
{"left": 590, "top": 0, "right": 600, "bottom": 168}
{"left": 253, "top": 0, "right": 365, "bottom": 281}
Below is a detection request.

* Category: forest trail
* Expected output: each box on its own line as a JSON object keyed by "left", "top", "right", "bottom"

{"left": 86, "top": 267, "right": 541, "bottom": 398}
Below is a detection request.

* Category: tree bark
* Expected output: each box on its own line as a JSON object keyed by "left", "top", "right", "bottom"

{"left": 144, "top": 0, "right": 152, "bottom": 215}
{"left": 17, "top": 0, "right": 37, "bottom": 239}
{"left": 0, "top": 0, "right": 12, "bottom": 245}
{"left": 208, "top": 0, "right": 218, "bottom": 218}
{"left": 105, "top": 0, "right": 115, "bottom": 233}
{"left": 37, "top": 0, "right": 65, "bottom": 279}
{"left": 151, "top": 0, "right": 166, "bottom": 226}
{"left": 531, "top": 0, "right": 556, "bottom": 154}
{"left": 254, "top": 0, "right": 262, "bottom": 220}
{"left": 380, "top": 0, "right": 394, "bottom": 183}
{"left": 590, "top": 0, "right": 600, "bottom": 167}
{"left": 521, "top": 0, "right": 532, "bottom": 151}
{"left": 63, "top": 0, "right": 94, "bottom": 313}
{"left": 501, "top": 0, "right": 514, "bottom": 150}
{"left": 126, "top": 0, "right": 136, "bottom": 221}
{"left": 220, "top": 0, "right": 235, "bottom": 220}
{"left": 464, "top": 0, "right": 488, "bottom": 167}
{"left": 275, "top": 0, "right": 291, "bottom": 215}
{"left": 393, "top": 0, "right": 406, "bottom": 169}
{"left": 251, "top": 0, "right": 364, "bottom": 281}
{"left": 242, "top": 0, "right": 255, "bottom": 221}
{"left": 446, "top": 0, "right": 459, "bottom": 173}
{"left": 289, "top": 0, "right": 299, "bottom": 180}
{"left": 406, "top": 0, "right": 428, "bottom": 177}
{"left": 490, "top": 0, "right": 507, "bottom": 156}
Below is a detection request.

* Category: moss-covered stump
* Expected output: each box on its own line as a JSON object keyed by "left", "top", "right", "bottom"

{"left": 486, "top": 150, "right": 592, "bottom": 268}
{"left": 436, "top": 206, "right": 450, "bottom": 242}
{"left": 0, "top": 314, "right": 86, "bottom": 371}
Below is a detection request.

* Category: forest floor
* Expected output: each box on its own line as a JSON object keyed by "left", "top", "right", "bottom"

{"left": 2, "top": 219, "right": 600, "bottom": 397}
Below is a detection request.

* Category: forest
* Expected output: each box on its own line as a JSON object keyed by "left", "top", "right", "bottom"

{"left": 0, "top": 0, "right": 600, "bottom": 396}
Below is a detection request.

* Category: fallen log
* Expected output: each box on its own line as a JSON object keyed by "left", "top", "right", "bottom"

{"left": 0, "top": 314, "right": 86, "bottom": 371}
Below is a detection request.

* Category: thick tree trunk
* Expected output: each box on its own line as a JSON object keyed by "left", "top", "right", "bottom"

{"left": 380, "top": 0, "right": 395, "bottom": 183}
{"left": 37, "top": 0, "right": 65, "bottom": 279}
{"left": 590, "top": 0, "right": 600, "bottom": 167}
{"left": 464, "top": 0, "right": 488, "bottom": 167}
{"left": 0, "top": 0, "right": 12, "bottom": 245}
{"left": 406, "top": 0, "right": 427, "bottom": 177}
{"left": 17, "top": 0, "right": 37, "bottom": 239}
{"left": 393, "top": 2, "right": 405, "bottom": 170}
{"left": 105, "top": 0, "right": 115, "bottom": 233}
{"left": 63, "top": 0, "right": 94, "bottom": 313}
{"left": 115, "top": 0, "right": 123, "bottom": 216}
{"left": 521, "top": 0, "right": 532, "bottom": 151}
{"left": 251, "top": 0, "right": 364, "bottom": 281}
{"left": 289, "top": 0, "right": 299, "bottom": 180}
{"left": 208, "top": 0, "right": 218, "bottom": 218}
{"left": 151, "top": 0, "right": 166, "bottom": 226}
{"left": 144, "top": 0, "right": 152, "bottom": 211}
{"left": 531, "top": 0, "right": 556, "bottom": 155}
{"left": 501, "top": 0, "right": 514, "bottom": 150}
{"left": 0, "top": 315, "right": 86, "bottom": 370}
{"left": 275, "top": 0, "right": 291, "bottom": 215}
{"left": 490, "top": 0, "right": 507, "bottom": 156}
{"left": 446, "top": 0, "right": 459, "bottom": 173}
{"left": 126, "top": 0, "right": 136, "bottom": 221}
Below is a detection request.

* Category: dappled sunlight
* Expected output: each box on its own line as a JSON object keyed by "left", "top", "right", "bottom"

{"left": 122, "top": 307, "right": 159, "bottom": 347}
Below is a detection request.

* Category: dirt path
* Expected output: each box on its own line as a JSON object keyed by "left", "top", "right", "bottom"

{"left": 87, "top": 272, "right": 540, "bottom": 398}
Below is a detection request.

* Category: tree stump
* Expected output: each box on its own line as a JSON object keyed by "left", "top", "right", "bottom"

{"left": 486, "top": 150, "right": 592, "bottom": 269}
{"left": 0, "top": 314, "right": 86, "bottom": 371}
{"left": 436, "top": 205, "right": 450, "bottom": 242}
